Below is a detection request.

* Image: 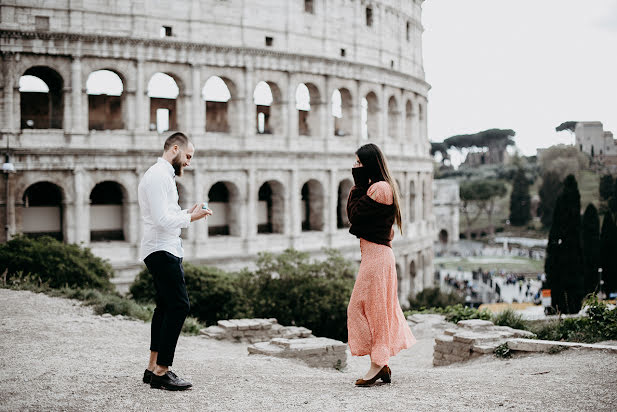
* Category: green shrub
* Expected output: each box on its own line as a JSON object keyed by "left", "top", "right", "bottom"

{"left": 130, "top": 263, "right": 250, "bottom": 326}
{"left": 529, "top": 295, "right": 617, "bottom": 343}
{"left": 130, "top": 248, "right": 356, "bottom": 341}
{"left": 0, "top": 235, "right": 114, "bottom": 291}
{"left": 182, "top": 317, "right": 205, "bottom": 335}
{"left": 407, "top": 287, "right": 464, "bottom": 310}
{"left": 492, "top": 308, "right": 529, "bottom": 330}
{"left": 494, "top": 342, "right": 511, "bottom": 358}
{"left": 404, "top": 304, "right": 492, "bottom": 324}
{"left": 245, "top": 249, "right": 356, "bottom": 342}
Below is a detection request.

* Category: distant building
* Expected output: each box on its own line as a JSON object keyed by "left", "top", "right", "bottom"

{"left": 575, "top": 121, "right": 617, "bottom": 157}
{"left": 432, "top": 179, "right": 459, "bottom": 249}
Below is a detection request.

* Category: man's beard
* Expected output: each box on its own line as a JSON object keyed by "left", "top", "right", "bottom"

{"left": 171, "top": 153, "right": 183, "bottom": 176}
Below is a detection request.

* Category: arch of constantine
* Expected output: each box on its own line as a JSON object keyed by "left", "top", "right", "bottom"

{"left": 0, "top": 0, "right": 435, "bottom": 303}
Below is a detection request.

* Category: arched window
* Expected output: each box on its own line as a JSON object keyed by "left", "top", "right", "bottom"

{"left": 337, "top": 179, "right": 353, "bottom": 228}
{"left": 148, "top": 72, "right": 179, "bottom": 133}
{"left": 409, "top": 181, "right": 416, "bottom": 223}
{"left": 90, "top": 181, "right": 125, "bottom": 241}
{"left": 333, "top": 88, "right": 352, "bottom": 137}
{"left": 22, "top": 182, "right": 64, "bottom": 241}
{"left": 257, "top": 181, "right": 285, "bottom": 234}
{"left": 203, "top": 76, "right": 233, "bottom": 133}
{"left": 405, "top": 100, "right": 413, "bottom": 143}
{"left": 254, "top": 81, "right": 275, "bottom": 134}
{"left": 388, "top": 96, "right": 399, "bottom": 140}
{"left": 19, "top": 67, "right": 64, "bottom": 129}
{"left": 208, "top": 182, "right": 241, "bottom": 236}
{"left": 301, "top": 180, "right": 324, "bottom": 231}
{"left": 87, "top": 70, "right": 124, "bottom": 130}
{"left": 362, "top": 92, "right": 378, "bottom": 140}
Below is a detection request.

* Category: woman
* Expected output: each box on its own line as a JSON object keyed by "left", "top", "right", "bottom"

{"left": 346, "top": 143, "right": 416, "bottom": 386}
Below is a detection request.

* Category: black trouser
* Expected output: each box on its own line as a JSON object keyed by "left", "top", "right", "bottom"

{"left": 144, "top": 251, "right": 190, "bottom": 367}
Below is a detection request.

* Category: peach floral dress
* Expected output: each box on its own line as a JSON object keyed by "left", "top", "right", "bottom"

{"left": 347, "top": 181, "right": 416, "bottom": 366}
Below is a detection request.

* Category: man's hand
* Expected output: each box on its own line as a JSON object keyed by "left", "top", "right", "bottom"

{"left": 187, "top": 203, "right": 200, "bottom": 214}
{"left": 190, "top": 203, "right": 213, "bottom": 222}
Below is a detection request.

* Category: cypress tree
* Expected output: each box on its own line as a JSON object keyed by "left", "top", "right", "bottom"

{"left": 544, "top": 175, "right": 583, "bottom": 313}
{"left": 509, "top": 167, "right": 531, "bottom": 226}
{"left": 600, "top": 212, "right": 617, "bottom": 298}
{"left": 581, "top": 204, "right": 600, "bottom": 296}
{"left": 599, "top": 174, "right": 614, "bottom": 201}
{"left": 539, "top": 170, "right": 562, "bottom": 228}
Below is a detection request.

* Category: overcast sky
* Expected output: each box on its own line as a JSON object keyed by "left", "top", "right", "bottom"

{"left": 422, "top": 0, "right": 617, "bottom": 161}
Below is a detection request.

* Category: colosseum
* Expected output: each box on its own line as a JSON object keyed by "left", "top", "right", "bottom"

{"left": 0, "top": 0, "right": 435, "bottom": 302}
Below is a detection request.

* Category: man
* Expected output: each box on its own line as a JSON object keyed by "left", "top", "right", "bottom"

{"left": 138, "top": 132, "right": 212, "bottom": 390}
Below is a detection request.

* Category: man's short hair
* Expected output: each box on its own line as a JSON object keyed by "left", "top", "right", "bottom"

{"left": 163, "top": 132, "right": 190, "bottom": 152}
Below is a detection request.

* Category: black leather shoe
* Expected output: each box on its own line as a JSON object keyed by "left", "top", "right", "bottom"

{"left": 150, "top": 371, "right": 192, "bottom": 391}
{"left": 143, "top": 369, "right": 154, "bottom": 384}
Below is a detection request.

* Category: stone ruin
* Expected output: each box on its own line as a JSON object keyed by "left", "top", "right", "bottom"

{"left": 433, "top": 319, "right": 536, "bottom": 366}
{"left": 200, "top": 318, "right": 312, "bottom": 344}
{"left": 200, "top": 318, "right": 348, "bottom": 369}
{"left": 248, "top": 337, "right": 348, "bottom": 369}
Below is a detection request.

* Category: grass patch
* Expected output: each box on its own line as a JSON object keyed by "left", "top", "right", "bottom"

{"left": 492, "top": 308, "right": 529, "bottom": 330}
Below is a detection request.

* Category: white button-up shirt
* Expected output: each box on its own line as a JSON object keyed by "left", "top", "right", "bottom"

{"left": 138, "top": 158, "right": 191, "bottom": 260}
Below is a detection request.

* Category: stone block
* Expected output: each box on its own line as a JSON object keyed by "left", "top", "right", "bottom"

{"left": 271, "top": 338, "right": 292, "bottom": 348}
{"left": 457, "top": 319, "right": 495, "bottom": 329}
{"left": 433, "top": 358, "right": 452, "bottom": 367}
{"left": 433, "top": 343, "right": 453, "bottom": 355}
{"left": 472, "top": 343, "right": 499, "bottom": 354}
{"left": 442, "top": 353, "right": 464, "bottom": 362}
{"left": 217, "top": 320, "right": 237, "bottom": 330}
{"left": 451, "top": 345, "right": 472, "bottom": 358}
{"left": 433, "top": 351, "right": 444, "bottom": 360}
{"left": 504, "top": 338, "right": 617, "bottom": 353}
{"left": 453, "top": 332, "right": 503, "bottom": 345}
{"left": 435, "top": 335, "right": 454, "bottom": 344}
{"left": 444, "top": 329, "right": 459, "bottom": 336}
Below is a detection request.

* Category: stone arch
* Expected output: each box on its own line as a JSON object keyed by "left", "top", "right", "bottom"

{"left": 301, "top": 179, "right": 325, "bottom": 231}
{"left": 362, "top": 91, "right": 379, "bottom": 140}
{"left": 337, "top": 179, "right": 353, "bottom": 229}
{"left": 296, "top": 82, "right": 321, "bottom": 137}
{"left": 387, "top": 95, "right": 400, "bottom": 140}
{"left": 86, "top": 69, "right": 125, "bottom": 130}
{"left": 254, "top": 81, "right": 283, "bottom": 135}
{"left": 207, "top": 181, "right": 241, "bottom": 236}
{"left": 204, "top": 76, "right": 239, "bottom": 134}
{"left": 147, "top": 72, "right": 180, "bottom": 133}
{"left": 89, "top": 181, "right": 128, "bottom": 242}
{"left": 21, "top": 181, "right": 65, "bottom": 241}
{"left": 332, "top": 88, "right": 353, "bottom": 137}
{"left": 422, "top": 179, "right": 428, "bottom": 220}
{"left": 405, "top": 99, "right": 413, "bottom": 142}
{"left": 439, "top": 229, "right": 448, "bottom": 244}
{"left": 19, "top": 66, "right": 64, "bottom": 130}
{"left": 257, "top": 180, "right": 285, "bottom": 234}
{"left": 409, "top": 180, "right": 416, "bottom": 222}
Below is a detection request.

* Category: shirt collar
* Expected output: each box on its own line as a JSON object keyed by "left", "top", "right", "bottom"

{"left": 157, "top": 157, "right": 175, "bottom": 178}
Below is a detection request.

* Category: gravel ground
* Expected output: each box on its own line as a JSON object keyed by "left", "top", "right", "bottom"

{"left": 1, "top": 288, "right": 616, "bottom": 412}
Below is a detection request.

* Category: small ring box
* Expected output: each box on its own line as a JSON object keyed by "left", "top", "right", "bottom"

{"left": 201, "top": 202, "right": 209, "bottom": 210}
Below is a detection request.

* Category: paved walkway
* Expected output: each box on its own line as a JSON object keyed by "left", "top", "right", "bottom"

{"left": 1, "top": 289, "right": 616, "bottom": 411}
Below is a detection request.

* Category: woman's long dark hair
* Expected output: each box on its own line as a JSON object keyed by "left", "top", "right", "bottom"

{"left": 355, "top": 143, "right": 403, "bottom": 235}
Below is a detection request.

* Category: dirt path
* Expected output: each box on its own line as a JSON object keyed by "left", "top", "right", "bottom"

{"left": 1, "top": 289, "right": 616, "bottom": 411}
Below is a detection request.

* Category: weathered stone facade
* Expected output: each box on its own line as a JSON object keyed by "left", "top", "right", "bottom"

{"left": 0, "top": 0, "right": 434, "bottom": 302}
